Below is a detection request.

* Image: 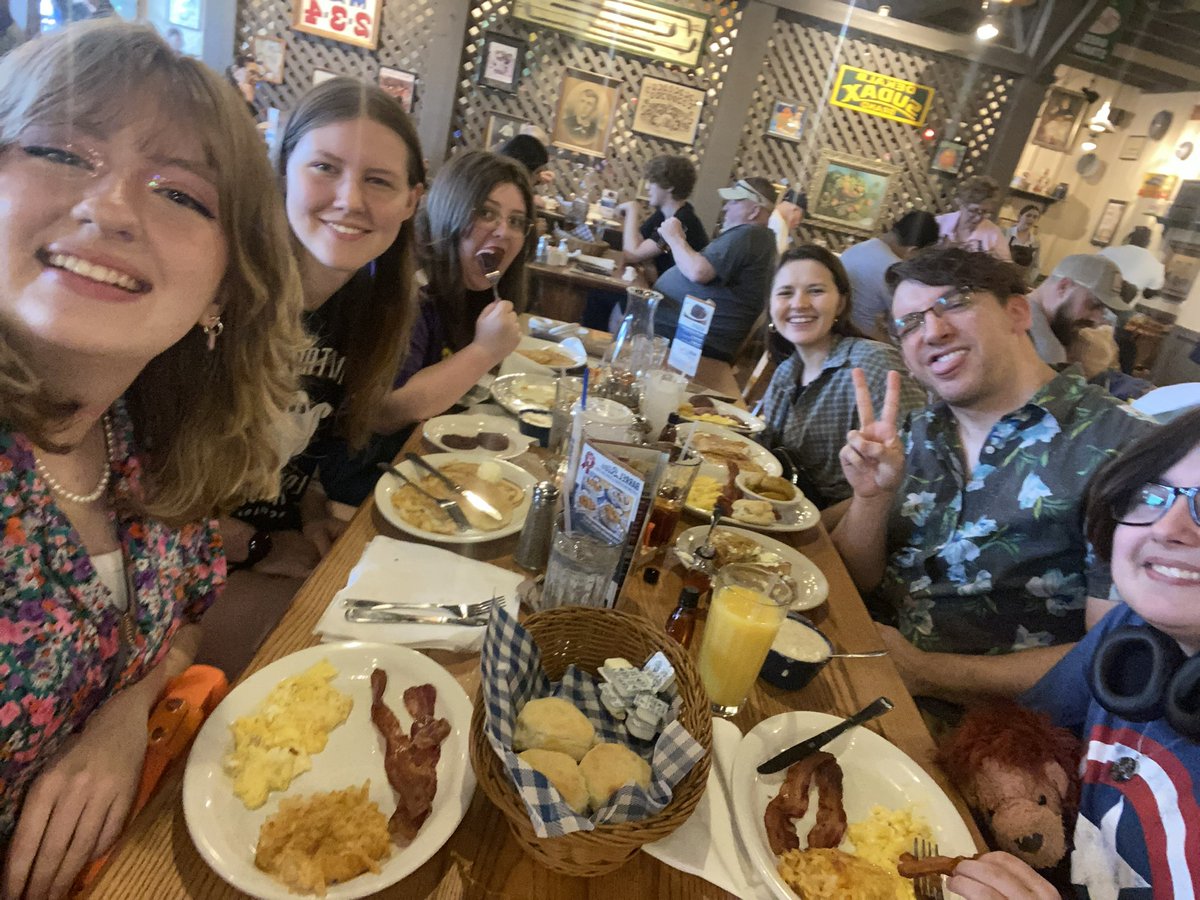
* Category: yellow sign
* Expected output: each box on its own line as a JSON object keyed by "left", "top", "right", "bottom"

{"left": 829, "top": 65, "right": 934, "bottom": 128}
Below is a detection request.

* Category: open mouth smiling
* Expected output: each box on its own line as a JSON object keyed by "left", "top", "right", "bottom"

{"left": 37, "top": 248, "right": 149, "bottom": 293}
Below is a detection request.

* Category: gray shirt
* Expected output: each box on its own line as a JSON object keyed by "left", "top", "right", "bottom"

{"left": 652, "top": 223, "right": 777, "bottom": 362}
{"left": 1027, "top": 298, "right": 1067, "bottom": 366}
{"left": 839, "top": 237, "right": 901, "bottom": 338}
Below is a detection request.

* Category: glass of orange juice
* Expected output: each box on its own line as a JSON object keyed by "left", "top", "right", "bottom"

{"left": 698, "top": 564, "right": 793, "bottom": 716}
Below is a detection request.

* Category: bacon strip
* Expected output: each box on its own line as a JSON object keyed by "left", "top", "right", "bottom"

{"left": 806, "top": 756, "right": 847, "bottom": 849}
{"left": 897, "top": 851, "right": 977, "bottom": 878}
{"left": 763, "top": 751, "right": 846, "bottom": 855}
{"left": 369, "top": 669, "right": 451, "bottom": 846}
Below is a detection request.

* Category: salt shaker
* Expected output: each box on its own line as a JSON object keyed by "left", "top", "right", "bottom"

{"left": 514, "top": 481, "right": 559, "bottom": 571}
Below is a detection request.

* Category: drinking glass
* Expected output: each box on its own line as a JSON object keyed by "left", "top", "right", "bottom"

{"left": 641, "top": 369, "right": 688, "bottom": 437}
{"left": 562, "top": 396, "right": 638, "bottom": 486}
{"left": 698, "top": 564, "right": 794, "bottom": 716}
{"left": 548, "top": 375, "right": 583, "bottom": 457}
{"left": 644, "top": 450, "right": 700, "bottom": 549}
{"left": 537, "top": 522, "right": 623, "bottom": 610}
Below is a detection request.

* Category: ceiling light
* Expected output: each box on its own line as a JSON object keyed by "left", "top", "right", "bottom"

{"left": 976, "top": 16, "right": 999, "bottom": 39}
{"left": 1081, "top": 137, "right": 1098, "bottom": 152}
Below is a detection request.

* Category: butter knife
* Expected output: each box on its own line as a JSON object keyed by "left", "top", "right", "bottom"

{"left": 757, "top": 696, "right": 893, "bottom": 774}
{"left": 404, "top": 452, "right": 503, "bottom": 522}
{"left": 345, "top": 608, "right": 489, "bottom": 627}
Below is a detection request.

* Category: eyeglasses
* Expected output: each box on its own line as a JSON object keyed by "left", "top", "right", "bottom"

{"left": 733, "top": 179, "right": 770, "bottom": 207}
{"left": 472, "top": 206, "right": 533, "bottom": 236}
{"left": 1115, "top": 483, "right": 1200, "bottom": 528}
{"left": 891, "top": 287, "right": 978, "bottom": 341}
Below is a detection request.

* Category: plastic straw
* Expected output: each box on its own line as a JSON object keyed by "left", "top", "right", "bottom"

{"left": 581, "top": 365, "right": 590, "bottom": 410}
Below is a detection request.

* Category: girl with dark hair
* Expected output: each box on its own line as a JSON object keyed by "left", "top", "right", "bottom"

{"left": 1005, "top": 204, "right": 1041, "bottom": 282}
{"left": 758, "top": 245, "right": 924, "bottom": 507}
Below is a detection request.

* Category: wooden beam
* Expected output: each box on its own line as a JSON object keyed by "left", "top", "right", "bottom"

{"left": 1112, "top": 43, "right": 1200, "bottom": 88}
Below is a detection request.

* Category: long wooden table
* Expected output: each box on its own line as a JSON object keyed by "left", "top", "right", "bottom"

{"left": 88, "top": 378, "right": 981, "bottom": 899}
{"left": 527, "top": 250, "right": 636, "bottom": 325}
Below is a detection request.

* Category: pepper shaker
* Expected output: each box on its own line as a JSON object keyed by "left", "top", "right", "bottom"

{"left": 514, "top": 481, "right": 559, "bottom": 571}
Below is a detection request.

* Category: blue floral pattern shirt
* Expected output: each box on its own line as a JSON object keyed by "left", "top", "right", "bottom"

{"left": 873, "top": 370, "right": 1155, "bottom": 654}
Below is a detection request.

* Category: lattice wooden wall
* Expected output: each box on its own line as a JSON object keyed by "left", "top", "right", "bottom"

{"left": 734, "top": 10, "right": 1014, "bottom": 250}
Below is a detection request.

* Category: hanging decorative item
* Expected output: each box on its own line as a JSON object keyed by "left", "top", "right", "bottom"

{"left": 1031, "top": 87, "right": 1088, "bottom": 153}
{"left": 828, "top": 65, "right": 935, "bottom": 128}
{"left": 550, "top": 69, "right": 621, "bottom": 158}
{"left": 292, "top": 0, "right": 381, "bottom": 50}
{"left": 631, "top": 77, "right": 705, "bottom": 145}
{"left": 1148, "top": 109, "right": 1174, "bottom": 141}
{"left": 513, "top": 0, "right": 708, "bottom": 68}
{"left": 807, "top": 150, "right": 901, "bottom": 236}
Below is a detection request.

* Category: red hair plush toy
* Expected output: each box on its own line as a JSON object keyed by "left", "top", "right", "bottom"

{"left": 938, "top": 699, "right": 1081, "bottom": 871}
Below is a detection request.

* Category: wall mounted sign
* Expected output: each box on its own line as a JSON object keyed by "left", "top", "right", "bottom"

{"left": 631, "top": 76, "right": 704, "bottom": 145}
{"left": 828, "top": 65, "right": 934, "bottom": 128}
{"left": 1072, "top": 0, "right": 1132, "bottom": 62}
{"left": 1118, "top": 134, "right": 1147, "bottom": 161}
{"left": 513, "top": 0, "right": 708, "bottom": 68}
{"left": 293, "top": 0, "right": 381, "bottom": 50}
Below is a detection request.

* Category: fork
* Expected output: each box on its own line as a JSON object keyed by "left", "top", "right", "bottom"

{"left": 912, "top": 837, "right": 945, "bottom": 900}
{"left": 380, "top": 463, "right": 471, "bottom": 532}
{"left": 344, "top": 596, "right": 500, "bottom": 619}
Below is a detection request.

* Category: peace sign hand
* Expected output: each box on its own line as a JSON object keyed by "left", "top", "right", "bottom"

{"left": 839, "top": 368, "right": 906, "bottom": 499}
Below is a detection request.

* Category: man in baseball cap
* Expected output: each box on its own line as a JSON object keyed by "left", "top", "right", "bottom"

{"left": 1025, "top": 254, "right": 1132, "bottom": 366}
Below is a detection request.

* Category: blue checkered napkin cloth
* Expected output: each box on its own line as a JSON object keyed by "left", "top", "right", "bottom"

{"left": 481, "top": 604, "right": 706, "bottom": 838}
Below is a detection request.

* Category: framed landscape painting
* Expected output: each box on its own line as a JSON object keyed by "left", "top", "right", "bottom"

{"left": 807, "top": 151, "right": 899, "bottom": 236}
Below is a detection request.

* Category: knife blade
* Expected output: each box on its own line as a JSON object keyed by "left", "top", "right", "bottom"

{"left": 404, "top": 452, "right": 503, "bottom": 522}
{"left": 757, "top": 696, "right": 893, "bottom": 774}
{"left": 344, "top": 608, "right": 489, "bottom": 627}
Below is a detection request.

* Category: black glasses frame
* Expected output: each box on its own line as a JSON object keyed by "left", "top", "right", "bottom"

{"left": 1114, "top": 482, "right": 1200, "bottom": 528}
{"left": 471, "top": 206, "right": 534, "bottom": 236}
{"left": 890, "top": 285, "right": 977, "bottom": 341}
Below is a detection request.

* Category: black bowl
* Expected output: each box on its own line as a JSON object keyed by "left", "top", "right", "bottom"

{"left": 760, "top": 612, "right": 833, "bottom": 690}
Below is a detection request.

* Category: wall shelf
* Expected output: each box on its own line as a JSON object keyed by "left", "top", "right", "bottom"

{"left": 1007, "top": 187, "right": 1063, "bottom": 205}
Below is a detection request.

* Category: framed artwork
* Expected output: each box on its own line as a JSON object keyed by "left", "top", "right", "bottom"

{"left": 252, "top": 36, "right": 285, "bottom": 85}
{"left": 1090, "top": 199, "right": 1127, "bottom": 247}
{"left": 168, "top": 0, "right": 202, "bottom": 30}
{"left": 807, "top": 150, "right": 900, "bottom": 236}
{"left": 480, "top": 34, "right": 524, "bottom": 92}
{"left": 378, "top": 67, "right": 417, "bottom": 113}
{"left": 1119, "top": 135, "right": 1147, "bottom": 161}
{"left": 550, "top": 68, "right": 621, "bottom": 158}
{"left": 1030, "top": 87, "right": 1088, "bottom": 153}
{"left": 630, "top": 76, "right": 704, "bottom": 145}
{"left": 766, "top": 100, "right": 805, "bottom": 142}
{"left": 292, "top": 0, "right": 382, "bottom": 50}
{"left": 312, "top": 69, "right": 337, "bottom": 87}
{"left": 1138, "top": 172, "right": 1179, "bottom": 200}
{"left": 930, "top": 140, "right": 967, "bottom": 176}
{"left": 484, "top": 113, "right": 526, "bottom": 150}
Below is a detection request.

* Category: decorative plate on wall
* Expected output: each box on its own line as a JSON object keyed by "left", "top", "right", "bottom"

{"left": 1149, "top": 109, "right": 1174, "bottom": 140}
{"left": 1177, "top": 141, "right": 1194, "bottom": 161}
{"left": 1076, "top": 152, "right": 1102, "bottom": 177}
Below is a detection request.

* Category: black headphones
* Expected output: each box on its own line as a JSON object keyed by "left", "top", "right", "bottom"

{"left": 1088, "top": 625, "right": 1200, "bottom": 740}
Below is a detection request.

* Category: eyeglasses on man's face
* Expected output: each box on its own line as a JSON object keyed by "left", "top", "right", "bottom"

{"left": 1115, "top": 483, "right": 1200, "bottom": 528}
{"left": 890, "top": 287, "right": 978, "bottom": 341}
{"left": 472, "top": 206, "right": 533, "bottom": 236}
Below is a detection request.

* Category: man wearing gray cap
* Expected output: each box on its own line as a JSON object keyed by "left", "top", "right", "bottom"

{"left": 1024, "top": 254, "right": 1131, "bottom": 366}
{"left": 652, "top": 177, "right": 778, "bottom": 362}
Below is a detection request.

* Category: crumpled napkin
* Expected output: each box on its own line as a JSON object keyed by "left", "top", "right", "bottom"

{"left": 314, "top": 536, "right": 523, "bottom": 652}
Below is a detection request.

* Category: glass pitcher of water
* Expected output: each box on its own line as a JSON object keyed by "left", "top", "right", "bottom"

{"left": 599, "top": 287, "right": 662, "bottom": 409}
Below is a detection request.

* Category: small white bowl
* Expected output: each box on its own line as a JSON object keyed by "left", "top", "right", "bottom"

{"left": 735, "top": 471, "right": 806, "bottom": 512}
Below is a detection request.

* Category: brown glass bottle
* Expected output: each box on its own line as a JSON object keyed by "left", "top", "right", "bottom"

{"left": 665, "top": 586, "right": 701, "bottom": 648}
{"left": 681, "top": 544, "right": 716, "bottom": 599}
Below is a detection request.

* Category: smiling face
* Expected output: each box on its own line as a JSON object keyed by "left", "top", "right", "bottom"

{"left": 1112, "top": 446, "right": 1200, "bottom": 651}
{"left": 285, "top": 116, "right": 419, "bottom": 285}
{"left": 458, "top": 181, "right": 529, "bottom": 291}
{"left": 770, "top": 258, "right": 845, "bottom": 352}
{"left": 0, "top": 109, "right": 226, "bottom": 365}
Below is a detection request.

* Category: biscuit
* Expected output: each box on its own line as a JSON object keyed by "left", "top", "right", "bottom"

{"left": 512, "top": 697, "right": 596, "bottom": 762}
{"left": 732, "top": 498, "right": 776, "bottom": 526}
{"left": 518, "top": 749, "right": 591, "bottom": 814}
{"left": 578, "top": 742, "right": 652, "bottom": 810}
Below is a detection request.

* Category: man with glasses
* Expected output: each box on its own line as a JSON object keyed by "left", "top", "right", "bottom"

{"left": 1025, "top": 254, "right": 1131, "bottom": 366}
{"left": 651, "top": 176, "right": 778, "bottom": 362}
{"left": 831, "top": 247, "right": 1155, "bottom": 709}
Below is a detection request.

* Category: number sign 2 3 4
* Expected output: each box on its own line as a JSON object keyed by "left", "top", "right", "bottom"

{"left": 293, "top": 0, "right": 380, "bottom": 49}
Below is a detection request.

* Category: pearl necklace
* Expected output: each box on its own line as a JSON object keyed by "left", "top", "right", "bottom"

{"left": 34, "top": 415, "right": 114, "bottom": 505}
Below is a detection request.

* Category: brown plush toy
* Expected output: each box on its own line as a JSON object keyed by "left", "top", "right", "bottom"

{"left": 938, "top": 700, "right": 1081, "bottom": 871}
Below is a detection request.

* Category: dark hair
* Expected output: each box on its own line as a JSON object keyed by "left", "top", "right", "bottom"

{"left": 418, "top": 149, "right": 534, "bottom": 352}
{"left": 1127, "top": 226, "right": 1152, "bottom": 248}
{"left": 1085, "top": 406, "right": 1200, "bottom": 561}
{"left": 498, "top": 133, "right": 548, "bottom": 176}
{"left": 890, "top": 210, "right": 939, "bottom": 249}
{"left": 744, "top": 175, "right": 779, "bottom": 208}
{"left": 956, "top": 175, "right": 1000, "bottom": 206}
{"left": 767, "top": 245, "right": 864, "bottom": 362}
{"left": 885, "top": 246, "right": 1027, "bottom": 304}
{"left": 1018, "top": 204, "right": 1040, "bottom": 217}
{"left": 279, "top": 77, "right": 426, "bottom": 449}
{"left": 643, "top": 155, "right": 697, "bottom": 201}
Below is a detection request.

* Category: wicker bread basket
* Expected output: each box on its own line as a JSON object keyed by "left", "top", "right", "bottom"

{"left": 469, "top": 606, "right": 713, "bottom": 876}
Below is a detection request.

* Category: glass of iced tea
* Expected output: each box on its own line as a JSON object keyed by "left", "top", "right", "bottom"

{"left": 698, "top": 564, "right": 794, "bottom": 716}
{"left": 643, "top": 449, "right": 700, "bottom": 549}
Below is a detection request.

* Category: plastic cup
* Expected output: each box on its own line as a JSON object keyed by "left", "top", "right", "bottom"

{"left": 537, "top": 522, "right": 623, "bottom": 610}
{"left": 641, "top": 369, "right": 688, "bottom": 437}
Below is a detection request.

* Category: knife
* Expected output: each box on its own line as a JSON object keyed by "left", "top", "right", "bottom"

{"left": 404, "top": 452, "right": 503, "bottom": 522}
{"left": 757, "top": 696, "right": 894, "bottom": 774}
{"left": 344, "top": 608, "right": 489, "bottom": 627}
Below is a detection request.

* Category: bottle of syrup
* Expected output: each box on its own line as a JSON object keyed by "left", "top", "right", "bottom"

{"left": 665, "top": 586, "right": 701, "bottom": 648}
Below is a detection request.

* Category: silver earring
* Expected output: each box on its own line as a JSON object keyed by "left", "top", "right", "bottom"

{"left": 767, "top": 321, "right": 777, "bottom": 333}
{"left": 202, "top": 316, "right": 224, "bottom": 352}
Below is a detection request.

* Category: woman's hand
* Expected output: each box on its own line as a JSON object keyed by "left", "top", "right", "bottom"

{"left": 946, "top": 852, "right": 1059, "bottom": 899}
{"left": 4, "top": 686, "right": 151, "bottom": 900}
{"left": 472, "top": 300, "right": 521, "bottom": 365}
{"left": 839, "top": 368, "right": 905, "bottom": 499}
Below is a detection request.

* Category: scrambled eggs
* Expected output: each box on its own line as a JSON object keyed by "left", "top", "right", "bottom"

{"left": 224, "top": 659, "right": 353, "bottom": 809}
{"left": 686, "top": 475, "right": 723, "bottom": 514}
{"left": 845, "top": 805, "right": 934, "bottom": 900}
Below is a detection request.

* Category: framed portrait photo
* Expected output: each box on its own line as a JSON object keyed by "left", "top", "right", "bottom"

{"left": 1031, "top": 87, "right": 1087, "bottom": 153}
{"left": 550, "top": 68, "right": 621, "bottom": 158}
{"left": 807, "top": 150, "right": 900, "bottom": 236}
{"left": 1090, "top": 199, "right": 1127, "bottom": 247}
{"left": 930, "top": 140, "right": 967, "bottom": 176}
{"left": 484, "top": 113, "right": 526, "bottom": 150}
{"left": 1119, "top": 134, "right": 1147, "bottom": 162}
{"left": 631, "top": 76, "right": 704, "bottom": 145}
{"left": 378, "top": 67, "right": 417, "bottom": 113}
{"left": 766, "top": 100, "right": 805, "bottom": 142}
{"left": 480, "top": 34, "right": 524, "bottom": 93}
{"left": 252, "top": 36, "right": 285, "bottom": 85}
{"left": 168, "top": 0, "right": 202, "bottom": 30}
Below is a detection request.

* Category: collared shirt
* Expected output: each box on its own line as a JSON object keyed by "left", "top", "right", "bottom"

{"left": 875, "top": 369, "right": 1155, "bottom": 654}
{"left": 759, "top": 335, "right": 926, "bottom": 505}
{"left": 936, "top": 211, "right": 1012, "bottom": 261}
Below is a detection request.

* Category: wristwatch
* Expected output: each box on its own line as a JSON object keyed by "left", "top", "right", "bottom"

{"left": 230, "top": 530, "right": 273, "bottom": 572}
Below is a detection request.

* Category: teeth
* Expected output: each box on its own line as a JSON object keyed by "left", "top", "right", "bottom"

{"left": 326, "top": 222, "right": 365, "bottom": 235}
{"left": 1149, "top": 564, "right": 1200, "bottom": 582}
{"left": 48, "top": 253, "right": 141, "bottom": 292}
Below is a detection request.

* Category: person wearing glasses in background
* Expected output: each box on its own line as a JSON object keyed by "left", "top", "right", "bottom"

{"left": 936, "top": 176, "right": 1011, "bottom": 262}
{"left": 831, "top": 248, "right": 1154, "bottom": 714}
{"left": 652, "top": 176, "right": 778, "bottom": 362}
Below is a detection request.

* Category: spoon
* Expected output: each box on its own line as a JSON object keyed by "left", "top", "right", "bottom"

{"left": 828, "top": 649, "right": 889, "bottom": 659}
{"left": 477, "top": 250, "right": 502, "bottom": 303}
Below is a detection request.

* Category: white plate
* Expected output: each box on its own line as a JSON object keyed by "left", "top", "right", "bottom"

{"left": 684, "top": 465, "right": 819, "bottom": 534}
{"left": 679, "top": 398, "right": 766, "bottom": 435}
{"left": 423, "top": 414, "right": 533, "bottom": 460}
{"left": 374, "top": 452, "right": 536, "bottom": 544}
{"left": 183, "top": 642, "right": 475, "bottom": 900}
{"left": 528, "top": 315, "right": 591, "bottom": 342}
{"left": 499, "top": 335, "right": 588, "bottom": 377}
{"left": 677, "top": 422, "right": 782, "bottom": 477}
{"left": 490, "top": 372, "right": 558, "bottom": 416}
{"left": 674, "top": 525, "right": 829, "bottom": 612}
{"left": 731, "top": 711, "right": 976, "bottom": 900}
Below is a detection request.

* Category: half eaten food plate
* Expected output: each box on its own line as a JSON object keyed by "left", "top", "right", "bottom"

{"left": 375, "top": 452, "right": 536, "bottom": 544}
{"left": 423, "top": 413, "right": 533, "bottom": 460}
{"left": 490, "top": 372, "right": 558, "bottom": 416}
{"left": 677, "top": 397, "right": 765, "bottom": 435}
{"left": 183, "top": 641, "right": 475, "bottom": 900}
{"left": 674, "top": 525, "right": 828, "bottom": 611}
{"left": 498, "top": 335, "right": 587, "bottom": 376}
{"left": 730, "top": 711, "right": 977, "bottom": 900}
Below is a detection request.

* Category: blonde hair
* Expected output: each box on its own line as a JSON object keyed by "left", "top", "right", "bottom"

{"left": 0, "top": 20, "right": 307, "bottom": 523}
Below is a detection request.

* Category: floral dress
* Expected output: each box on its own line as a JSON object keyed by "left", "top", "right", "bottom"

{"left": 0, "top": 402, "right": 224, "bottom": 838}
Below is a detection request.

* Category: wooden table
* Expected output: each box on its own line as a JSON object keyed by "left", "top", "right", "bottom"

{"left": 88, "top": 381, "right": 981, "bottom": 899}
{"left": 527, "top": 250, "right": 636, "bottom": 325}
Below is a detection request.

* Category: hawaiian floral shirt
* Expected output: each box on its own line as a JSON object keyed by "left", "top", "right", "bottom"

{"left": 0, "top": 402, "right": 224, "bottom": 838}
{"left": 873, "top": 370, "right": 1155, "bottom": 655}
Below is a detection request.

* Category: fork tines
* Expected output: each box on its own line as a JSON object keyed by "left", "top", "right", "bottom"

{"left": 912, "top": 838, "right": 945, "bottom": 900}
